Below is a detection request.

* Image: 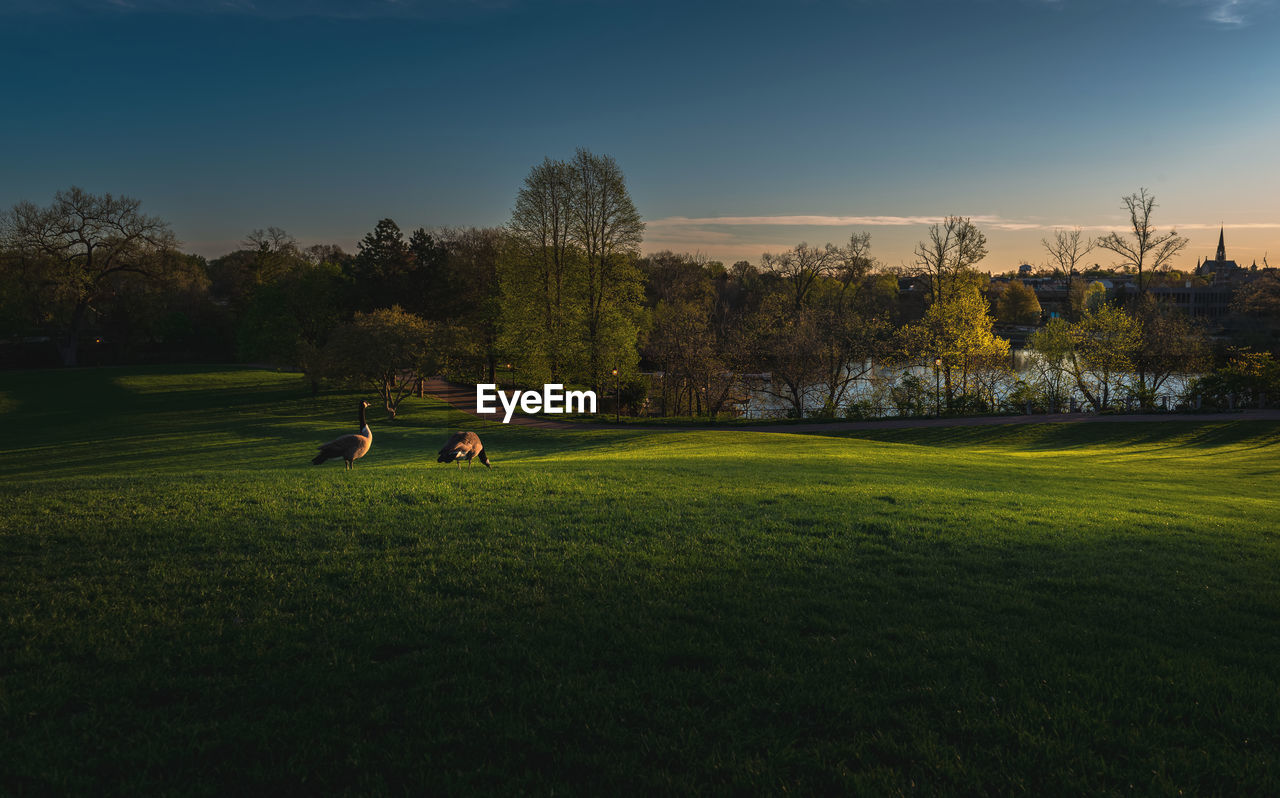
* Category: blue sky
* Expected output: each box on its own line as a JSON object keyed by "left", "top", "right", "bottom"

{"left": 2, "top": 0, "right": 1278, "bottom": 270}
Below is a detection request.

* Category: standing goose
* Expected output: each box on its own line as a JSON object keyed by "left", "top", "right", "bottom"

{"left": 437, "top": 431, "right": 490, "bottom": 468}
{"left": 312, "top": 401, "right": 373, "bottom": 470}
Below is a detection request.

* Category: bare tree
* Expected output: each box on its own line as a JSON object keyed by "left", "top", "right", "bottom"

{"left": 761, "top": 241, "right": 838, "bottom": 310}
{"left": 1, "top": 186, "right": 178, "bottom": 365}
{"left": 1096, "top": 188, "right": 1188, "bottom": 296}
{"left": 913, "top": 216, "right": 988, "bottom": 303}
{"left": 1042, "top": 227, "right": 1094, "bottom": 277}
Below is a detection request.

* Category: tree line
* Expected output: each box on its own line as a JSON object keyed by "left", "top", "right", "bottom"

{"left": 3, "top": 166, "right": 1279, "bottom": 418}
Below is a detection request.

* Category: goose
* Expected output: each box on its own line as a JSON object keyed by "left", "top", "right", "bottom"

{"left": 312, "top": 401, "right": 373, "bottom": 470}
{"left": 437, "top": 431, "right": 490, "bottom": 468}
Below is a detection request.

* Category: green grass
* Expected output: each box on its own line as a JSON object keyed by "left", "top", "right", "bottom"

{"left": 3, "top": 366, "right": 1280, "bottom": 795}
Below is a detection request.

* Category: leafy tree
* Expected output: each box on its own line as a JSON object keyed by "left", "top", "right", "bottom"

{"left": 755, "top": 294, "right": 825, "bottom": 417}
{"left": 1130, "top": 294, "right": 1210, "bottom": 409}
{"left": 569, "top": 148, "right": 645, "bottom": 392}
{"left": 320, "top": 306, "right": 437, "bottom": 418}
{"left": 996, "top": 280, "right": 1043, "bottom": 326}
{"left": 1228, "top": 271, "right": 1280, "bottom": 355}
{"left": 1096, "top": 188, "right": 1189, "bottom": 296}
{"left": 407, "top": 227, "right": 450, "bottom": 319}
{"left": 439, "top": 227, "right": 504, "bottom": 382}
{"left": 347, "top": 218, "right": 414, "bottom": 312}
{"left": 1, "top": 186, "right": 180, "bottom": 365}
{"left": 503, "top": 157, "right": 580, "bottom": 384}
{"left": 237, "top": 259, "right": 345, "bottom": 368}
{"left": 901, "top": 286, "right": 1010, "bottom": 411}
{"left": 1185, "top": 349, "right": 1280, "bottom": 409}
{"left": 1030, "top": 304, "right": 1141, "bottom": 412}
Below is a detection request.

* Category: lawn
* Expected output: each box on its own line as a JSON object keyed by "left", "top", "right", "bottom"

{"left": 2, "top": 366, "right": 1279, "bottom": 794}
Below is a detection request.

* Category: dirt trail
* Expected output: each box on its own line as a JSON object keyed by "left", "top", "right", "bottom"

{"left": 421, "top": 378, "right": 1280, "bottom": 434}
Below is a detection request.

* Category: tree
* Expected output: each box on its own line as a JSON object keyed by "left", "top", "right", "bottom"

{"left": 237, "top": 258, "right": 345, "bottom": 368}
{"left": 568, "top": 148, "right": 646, "bottom": 392}
{"left": 1130, "top": 295, "right": 1210, "bottom": 409}
{"left": 320, "top": 306, "right": 437, "bottom": 418}
{"left": 407, "top": 227, "right": 450, "bottom": 319}
{"left": 1186, "top": 349, "right": 1280, "bottom": 409}
{"left": 995, "top": 280, "right": 1043, "bottom": 326}
{"left": 503, "top": 157, "right": 580, "bottom": 384}
{"left": 1229, "top": 271, "right": 1280, "bottom": 355}
{"left": 1, "top": 186, "right": 179, "bottom": 365}
{"left": 902, "top": 286, "right": 1010, "bottom": 411}
{"left": 755, "top": 295, "right": 825, "bottom": 417}
{"left": 1030, "top": 304, "right": 1141, "bottom": 412}
{"left": 1096, "top": 188, "right": 1189, "bottom": 296}
{"left": 439, "top": 227, "right": 504, "bottom": 382}
{"left": 1042, "top": 227, "right": 1095, "bottom": 277}
{"left": 347, "top": 218, "right": 415, "bottom": 312}
{"left": 761, "top": 241, "right": 837, "bottom": 310}
{"left": 913, "top": 216, "right": 988, "bottom": 303}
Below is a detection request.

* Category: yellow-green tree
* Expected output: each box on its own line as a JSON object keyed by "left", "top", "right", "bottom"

{"left": 1030, "top": 304, "right": 1141, "bottom": 412}
{"left": 903, "top": 286, "right": 1010, "bottom": 411}
{"left": 995, "top": 280, "right": 1043, "bottom": 326}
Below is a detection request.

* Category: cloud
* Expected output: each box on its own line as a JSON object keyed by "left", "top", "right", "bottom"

{"left": 1206, "top": 0, "right": 1247, "bottom": 24}
{"left": 648, "top": 214, "right": 1055, "bottom": 232}
{"left": 1177, "top": 0, "right": 1274, "bottom": 26}
{"left": 646, "top": 214, "right": 1280, "bottom": 235}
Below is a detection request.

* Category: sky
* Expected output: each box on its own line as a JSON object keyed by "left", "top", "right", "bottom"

{"left": 2, "top": 0, "right": 1278, "bottom": 272}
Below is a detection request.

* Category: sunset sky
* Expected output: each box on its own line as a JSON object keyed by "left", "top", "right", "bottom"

{"left": 2, "top": 0, "right": 1278, "bottom": 271}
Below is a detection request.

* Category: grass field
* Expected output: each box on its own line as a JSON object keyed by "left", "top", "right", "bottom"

{"left": 3, "top": 366, "right": 1279, "bottom": 795}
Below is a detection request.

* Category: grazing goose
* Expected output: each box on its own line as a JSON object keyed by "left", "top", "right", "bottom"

{"left": 312, "top": 401, "right": 373, "bottom": 470}
{"left": 437, "top": 430, "right": 490, "bottom": 468}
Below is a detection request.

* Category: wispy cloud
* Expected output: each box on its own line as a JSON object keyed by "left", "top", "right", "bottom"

{"left": 1181, "top": 0, "right": 1274, "bottom": 26}
{"left": 649, "top": 214, "right": 1053, "bottom": 232}
{"left": 1207, "top": 0, "right": 1247, "bottom": 24}
{"left": 647, "top": 214, "right": 1280, "bottom": 233}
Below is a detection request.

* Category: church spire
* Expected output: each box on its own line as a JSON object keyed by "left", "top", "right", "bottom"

{"left": 1216, "top": 227, "right": 1226, "bottom": 261}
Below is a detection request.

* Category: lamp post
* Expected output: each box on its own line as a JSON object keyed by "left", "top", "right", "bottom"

{"left": 506, "top": 363, "right": 515, "bottom": 391}
{"left": 612, "top": 368, "right": 620, "bottom": 423}
{"left": 934, "top": 357, "right": 942, "bottom": 417}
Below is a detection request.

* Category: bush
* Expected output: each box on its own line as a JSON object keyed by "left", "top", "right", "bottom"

{"left": 1183, "top": 349, "right": 1280, "bottom": 410}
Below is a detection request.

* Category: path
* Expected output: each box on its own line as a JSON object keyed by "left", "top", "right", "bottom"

{"left": 421, "top": 378, "right": 1280, "bottom": 434}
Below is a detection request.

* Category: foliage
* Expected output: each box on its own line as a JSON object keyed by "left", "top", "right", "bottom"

{"left": 1030, "top": 304, "right": 1142, "bottom": 412}
{"left": 1129, "top": 293, "right": 1210, "bottom": 409}
{"left": 1183, "top": 349, "right": 1280, "bottom": 409}
{"left": 901, "top": 286, "right": 1011, "bottom": 411}
{"left": 501, "top": 151, "right": 643, "bottom": 391}
{"left": 0, "top": 186, "right": 181, "bottom": 365}
{"left": 1229, "top": 271, "right": 1280, "bottom": 355}
{"left": 995, "top": 280, "right": 1042, "bottom": 325}
{"left": 319, "top": 306, "right": 437, "bottom": 417}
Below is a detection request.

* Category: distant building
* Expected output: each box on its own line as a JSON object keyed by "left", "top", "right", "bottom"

{"left": 1195, "top": 227, "right": 1241, "bottom": 281}
{"left": 1150, "top": 228, "right": 1254, "bottom": 319}
{"left": 1018, "top": 263, "right": 1033, "bottom": 276}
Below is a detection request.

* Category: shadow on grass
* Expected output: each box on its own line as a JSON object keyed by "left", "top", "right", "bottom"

{"left": 826, "top": 419, "right": 1280, "bottom": 453}
{"left": 4, "top": 513, "right": 1277, "bottom": 795}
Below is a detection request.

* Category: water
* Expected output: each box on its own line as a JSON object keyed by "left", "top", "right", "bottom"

{"left": 735, "top": 352, "right": 1200, "bottom": 419}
